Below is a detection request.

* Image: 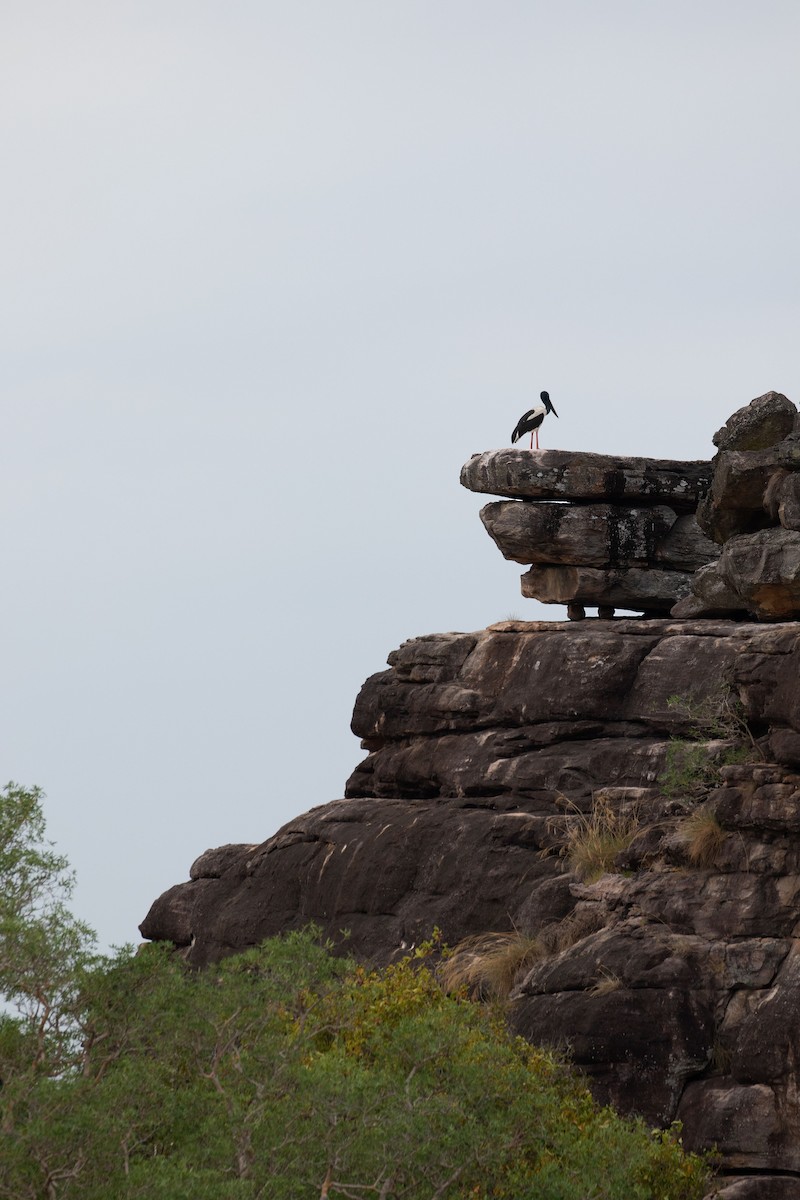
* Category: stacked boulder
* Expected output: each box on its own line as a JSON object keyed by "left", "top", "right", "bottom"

{"left": 674, "top": 391, "right": 800, "bottom": 620}
{"left": 460, "top": 447, "right": 716, "bottom": 618}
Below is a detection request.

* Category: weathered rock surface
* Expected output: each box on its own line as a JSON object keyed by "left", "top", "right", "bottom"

{"left": 480, "top": 501, "right": 679, "bottom": 566}
{"left": 140, "top": 796, "right": 575, "bottom": 967}
{"left": 142, "top": 617, "right": 800, "bottom": 1189}
{"left": 712, "top": 390, "right": 797, "bottom": 452}
{"left": 675, "top": 528, "right": 800, "bottom": 622}
{"left": 520, "top": 564, "right": 694, "bottom": 611}
{"left": 461, "top": 449, "right": 711, "bottom": 510}
{"left": 696, "top": 440, "right": 800, "bottom": 545}
{"left": 511, "top": 513, "right": 718, "bottom": 612}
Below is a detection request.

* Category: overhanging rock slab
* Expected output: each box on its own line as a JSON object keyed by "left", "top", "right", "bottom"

{"left": 461, "top": 448, "right": 712, "bottom": 511}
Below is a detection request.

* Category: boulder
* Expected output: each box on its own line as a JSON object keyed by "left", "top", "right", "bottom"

{"left": 670, "top": 562, "right": 745, "bottom": 619}
{"left": 511, "top": 923, "right": 715, "bottom": 1123}
{"left": 683, "top": 529, "right": 800, "bottom": 621}
{"left": 719, "top": 528, "right": 800, "bottom": 619}
{"left": 764, "top": 469, "right": 800, "bottom": 531}
{"left": 713, "top": 391, "right": 797, "bottom": 452}
{"left": 464, "top": 449, "right": 720, "bottom": 618}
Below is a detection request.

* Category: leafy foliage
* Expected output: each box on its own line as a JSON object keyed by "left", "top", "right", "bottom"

{"left": 660, "top": 687, "right": 761, "bottom": 801}
{"left": 0, "top": 786, "right": 711, "bottom": 1198}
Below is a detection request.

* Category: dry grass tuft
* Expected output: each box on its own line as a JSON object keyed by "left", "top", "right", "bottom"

{"left": 676, "top": 807, "right": 727, "bottom": 867}
{"left": 589, "top": 968, "right": 622, "bottom": 996}
{"left": 439, "top": 931, "right": 544, "bottom": 1000}
{"left": 538, "top": 906, "right": 607, "bottom": 955}
{"left": 561, "top": 795, "right": 642, "bottom": 882}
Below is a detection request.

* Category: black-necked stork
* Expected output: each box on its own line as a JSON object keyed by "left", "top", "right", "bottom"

{"left": 511, "top": 391, "right": 558, "bottom": 449}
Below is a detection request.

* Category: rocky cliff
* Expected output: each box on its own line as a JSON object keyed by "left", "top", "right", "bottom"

{"left": 142, "top": 393, "right": 800, "bottom": 1197}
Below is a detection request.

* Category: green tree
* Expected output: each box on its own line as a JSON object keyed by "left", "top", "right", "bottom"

{"left": 0, "top": 783, "right": 98, "bottom": 1064}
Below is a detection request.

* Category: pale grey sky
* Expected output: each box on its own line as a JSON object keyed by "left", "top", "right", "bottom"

{"left": 2, "top": 1, "right": 799, "bottom": 949}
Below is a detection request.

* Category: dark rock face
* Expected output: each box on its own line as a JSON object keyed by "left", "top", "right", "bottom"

{"left": 140, "top": 797, "right": 574, "bottom": 967}
{"left": 142, "top": 618, "right": 800, "bottom": 1187}
{"left": 512, "top": 924, "right": 717, "bottom": 1124}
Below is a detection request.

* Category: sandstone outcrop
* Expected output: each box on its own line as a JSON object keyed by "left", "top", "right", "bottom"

{"left": 142, "top": 617, "right": 800, "bottom": 1189}
{"left": 461, "top": 450, "right": 717, "bottom": 615}
{"left": 461, "top": 392, "right": 800, "bottom": 623}
{"left": 141, "top": 393, "right": 800, "bottom": 1194}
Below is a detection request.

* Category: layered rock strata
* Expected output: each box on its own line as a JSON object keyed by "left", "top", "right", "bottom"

{"left": 142, "top": 618, "right": 800, "bottom": 1190}
{"left": 461, "top": 450, "right": 716, "bottom": 616}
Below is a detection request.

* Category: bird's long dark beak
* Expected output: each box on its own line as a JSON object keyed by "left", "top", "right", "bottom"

{"left": 550, "top": 403, "right": 559, "bottom": 418}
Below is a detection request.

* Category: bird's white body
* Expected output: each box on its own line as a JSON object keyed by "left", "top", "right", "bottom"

{"left": 511, "top": 391, "right": 558, "bottom": 449}
{"left": 526, "top": 398, "right": 547, "bottom": 424}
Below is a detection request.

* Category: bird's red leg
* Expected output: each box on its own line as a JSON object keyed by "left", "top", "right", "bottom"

{"left": 530, "top": 431, "right": 533, "bottom": 449}
{"left": 535, "top": 429, "right": 540, "bottom": 449}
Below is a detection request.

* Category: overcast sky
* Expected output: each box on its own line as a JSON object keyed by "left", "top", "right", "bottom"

{"left": 2, "top": 1, "right": 799, "bottom": 950}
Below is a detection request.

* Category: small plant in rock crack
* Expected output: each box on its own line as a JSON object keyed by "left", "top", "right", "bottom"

{"left": 675, "top": 806, "right": 727, "bottom": 868}
{"left": 560, "top": 794, "right": 643, "bottom": 883}
{"left": 665, "top": 685, "right": 762, "bottom": 754}
{"left": 438, "top": 930, "right": 544, "bottom": 1000}
{"left": 660, "top": 741, "right": 721, "bottom": 799}
{"left": 538, "top": 906, "right": 608, "bottom": 955}
{"left": 660, "top": 738, "right": 754, "bottom": 801}
{"left": 441, "top": 909, "right": 612, "bottom": 1004}
{"left": 589, "top": 968, "right": 622, "bottom": 996}
{"left": 660, "top": 683, "right": 762, "bottom": 801}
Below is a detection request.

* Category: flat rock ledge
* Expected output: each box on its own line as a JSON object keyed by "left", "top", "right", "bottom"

{"left": 460, "top": 449, "right": 712, "bottom": 509}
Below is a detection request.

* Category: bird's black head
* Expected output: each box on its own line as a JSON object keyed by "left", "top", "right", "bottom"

{"left": 540, "top": 390, "right": 558, "bottom": 417}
